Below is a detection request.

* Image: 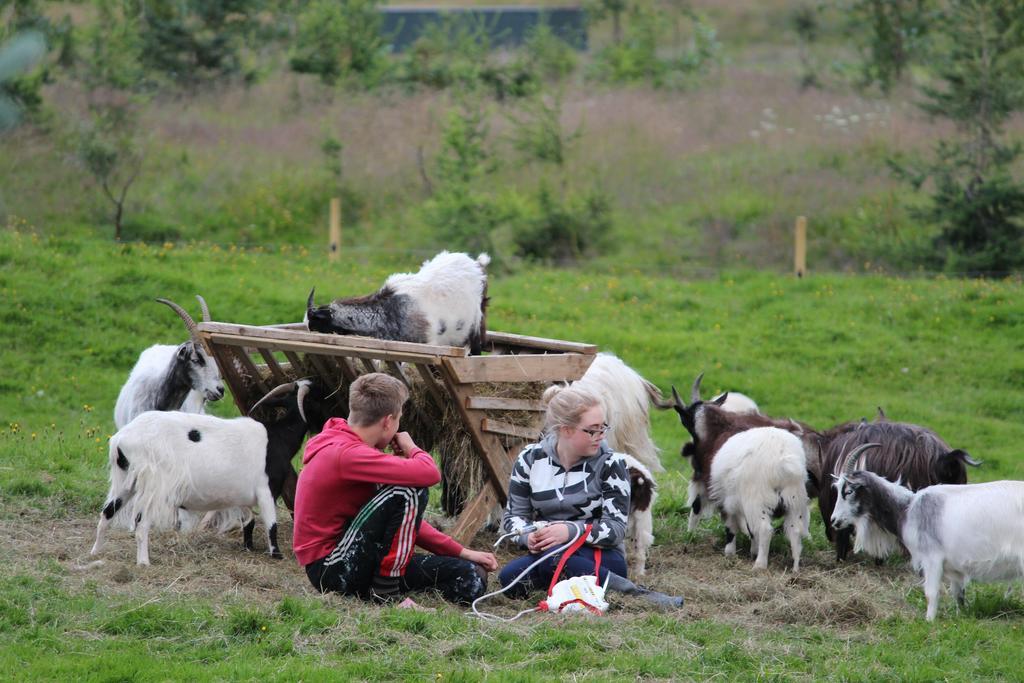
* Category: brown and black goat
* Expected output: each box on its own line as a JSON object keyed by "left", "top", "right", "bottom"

{"left": 809, "top": 413, "right": 980, "bottom": 561}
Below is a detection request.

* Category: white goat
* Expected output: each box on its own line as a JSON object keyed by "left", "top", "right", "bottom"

{"left": 573, "top": 352, "right": 667, "bottom": 576}
{"left": 831, "top": 444, "right": 1024, "bottom": 620}
{"left": 113, "top": 296, "right": 224, "bottom": 429}
{"left": 578, "top": 353, "right": 665, "bottom": 475}
{"left": 709, "top": 427, "right": 810, "bottom": 571}
{"left": 306, "top": 251, "right": 491, "bottom": 354}
{"left": 92, "top": 380, "right": 325, "bottom": 565}
{"left": 713, "top": 391, "right": 760, "bottom": 415}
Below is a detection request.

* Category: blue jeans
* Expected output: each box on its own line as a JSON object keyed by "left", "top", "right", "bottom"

{"left": 498, "top": 545, "right": 628, "bottom": 599}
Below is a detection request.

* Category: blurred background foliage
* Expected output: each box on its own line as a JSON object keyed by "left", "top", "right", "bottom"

{"left": 1, "top": 0, "right": 1023, "bottom": 274}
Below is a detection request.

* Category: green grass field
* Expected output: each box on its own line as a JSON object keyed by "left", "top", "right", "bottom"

{"left": 4, "top": 0, "right": 1024, "bottom": 677}
{"left": 2, "top": 232, "right": 1024, "bottom": 680}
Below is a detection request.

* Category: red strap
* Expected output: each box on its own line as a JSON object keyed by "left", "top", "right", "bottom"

{"left": 593, "top": 548, "right": 602, "bottom": 578}
{"left": 547, "top": 524, "right": 592, "bottom": 596}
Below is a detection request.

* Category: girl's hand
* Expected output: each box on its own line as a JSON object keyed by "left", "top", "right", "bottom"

{"left": 527, "top": 523, "right": 572, "bottom": 553}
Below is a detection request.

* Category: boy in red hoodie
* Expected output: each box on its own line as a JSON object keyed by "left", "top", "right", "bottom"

{"left": 293, "top": 372, "right": 497, "bottom": 605}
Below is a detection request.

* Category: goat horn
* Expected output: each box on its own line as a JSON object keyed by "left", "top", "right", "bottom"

{"left": 670, "top": 385, "right": 685, "bottom": 410}
{"left": 196, "top": 294, "right": 211, "bottom": 323}
{"left": 250, "top": 381, "right": 298, "bottom": 416}
{"left": 156, "top": 298, "right": 200, "bottom": 344}
{"left": 296, "top": 379, "right": 311, "bottom": 424}
{"left": 690, "top": 372, "right": 704, "bottom": 404}
{"left": 842, "top": 442, "right": 881, "bottom": 477}
{"left": 307, "top": 288, "right": 316, "bottom": 310}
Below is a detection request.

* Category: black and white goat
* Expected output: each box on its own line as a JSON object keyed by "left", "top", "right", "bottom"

{"left": 113, "top": 296, "right": 224, "bottom": 429}
{"left": 709, "top": 427, "right": 809, "bottom": 571}
{"left": 831, "top": 444, "right": 1024, "bottom": 621}
{"left": 809, "top": 413, "right": 979, "bottom": 561}
{"left": 621, "top": 453, "right": 658, "bottom": 578}
{"left": 306, "top": 251, "right": 490, "bottom": 354}
{"left": 91, "top": 380, "right": 330, "bottom": 565}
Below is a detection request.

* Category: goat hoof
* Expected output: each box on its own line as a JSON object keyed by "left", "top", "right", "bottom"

{"left": 270, "top": 550, "right": 283, "bottom": 559}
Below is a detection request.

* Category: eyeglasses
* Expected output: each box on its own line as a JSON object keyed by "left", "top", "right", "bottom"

{"left": 578, "top": 424, "right": 611, "bottom": 438}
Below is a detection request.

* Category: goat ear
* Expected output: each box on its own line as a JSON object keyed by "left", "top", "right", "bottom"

{"left": 711, "top": 392, "right": 728, "bottom": 406}
{"left": 176, "top": 344, "right": 191, "bottom": 361}
{"left": 948, "top": 449, "right": 982, "bottom": 467}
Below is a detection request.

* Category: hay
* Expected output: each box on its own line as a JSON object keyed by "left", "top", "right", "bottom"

{"left": 6, "top": 502, "right": 925, "bottom": 634}
{"left": 403, "top": 368, "right": 548, "bottom": 516}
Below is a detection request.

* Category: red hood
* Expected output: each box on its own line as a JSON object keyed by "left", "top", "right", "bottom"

{"left": 303, "top": 417, "right": 361, "bottom": 464}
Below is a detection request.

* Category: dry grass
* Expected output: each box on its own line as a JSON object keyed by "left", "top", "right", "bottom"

{"left": 6, "top": 504, "right": 918, "bottom": 632}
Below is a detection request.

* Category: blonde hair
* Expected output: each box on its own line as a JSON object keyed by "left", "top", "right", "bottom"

{"left": 541, "top": 383, "right": 605, "bottom": 434}
{"left": 348, "top": 373, "right": 408, "bottom": 427}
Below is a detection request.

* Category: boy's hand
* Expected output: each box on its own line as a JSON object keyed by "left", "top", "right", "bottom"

{"left": 393, "top": 432, "right": 417, "bottom": 457}
{"left": 460, "top": 548, "right": 498, "bottom": 572}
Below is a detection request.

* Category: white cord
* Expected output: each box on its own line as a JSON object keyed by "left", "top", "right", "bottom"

{"left": 470, "top": 523, "right": 583, "bottom": 622}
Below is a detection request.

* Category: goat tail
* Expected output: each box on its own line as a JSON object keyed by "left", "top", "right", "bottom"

{"left": 476, "top": 253, "right": 492, "bottom": 269}
{"left": 102, "top": 437, "right": 137, "bottom": 530}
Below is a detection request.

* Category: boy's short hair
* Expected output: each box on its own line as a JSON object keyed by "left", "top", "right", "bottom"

{"left": 348, "top": 373, "right": 409, "bottom": 427}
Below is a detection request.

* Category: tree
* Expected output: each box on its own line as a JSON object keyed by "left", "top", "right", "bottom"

{"left": 123, "top": 0, "right": 266, "bottom": 86}
{"left": 838, "top": 0, "right": 935, "bottom": 93}
{"left": 892, "top": 0, "right": 1024, "bottom": 273}
{"left": 67, "top": 0, "right": 147, "bottom": 240}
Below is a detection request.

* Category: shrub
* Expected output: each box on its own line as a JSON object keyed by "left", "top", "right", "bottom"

{"left": 588, "top": 5, "right": 722, "bottom": 88}
{"left": 290, "top": 0, "right": 387, "bottom": 87}
{"left": 513, "top": 182, "right": 614, "bottom": 264}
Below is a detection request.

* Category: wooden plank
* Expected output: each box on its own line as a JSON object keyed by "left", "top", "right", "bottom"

{"left": 481, "top": 418, "right": 541, "bottom": 441}
{"left": 198, "top": 321, "right": 467, "bottom": 358}
{"left": 204, "top": 332, "right": 443, "bottom": 365}
{"left": 229, "top": 346, "right": 270, "bottom": 397}
{"left": 385, "top": 361, "right": 411, "bottom": 388}
{"left": 333, "top": 356, "right": 359, "bottom": 384}
{"left": 413, "top": 363, "right": 446, "bottom": 413}
{"left": 282, "top": 351, "right": 308, "bottom": 377}
{"left": 307, "top": 354, "right": 337, "bottom": 387}
{"left": 449, "top": 482, "right": 501, "bottom": 546}
{"left": 466, "top": 396, "right": 545, "bottom": 412}
{"left": 359, "top": 358, "right": 378, "bottom": 375}
{"left": 444, "top": 353, "right": 594, "bottom": 384}
{"left": 437, "top": 361, "right": 516, "bottom": 503}
{"left": 209, "top": 344, "right": 251, "bottom": 415}
{"left": 263, "top": 322, "right": 308, "bottom": 331}
{"left": 258, "top": 348, "right": 289, "bottom": 384}
{"left": 485, "top": 330, "right": 597, "bottom": 355}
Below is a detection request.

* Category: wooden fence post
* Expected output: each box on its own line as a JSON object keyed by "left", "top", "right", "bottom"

{"left": 328, "top": 197, "right": 341, "bottom": 262}
{"left": 794, "top": 215, "right": 807, "bottom": 278}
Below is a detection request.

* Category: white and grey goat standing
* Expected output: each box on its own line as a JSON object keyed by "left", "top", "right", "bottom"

{"left": 113, "top": 296, "right": 224, "bottom": 429}
{"left": 91, "top": 380, "right": 329, "bottom": 565}
{"left": 306, "top": 251, "right": 491, "bottom": 354}
{"left": 831, "top": 443, "right": 1024, "bottom": 621}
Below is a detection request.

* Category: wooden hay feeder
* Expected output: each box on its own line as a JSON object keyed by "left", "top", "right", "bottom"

{"left": 196, "top": 321, "right": 597, "bottom": 545}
